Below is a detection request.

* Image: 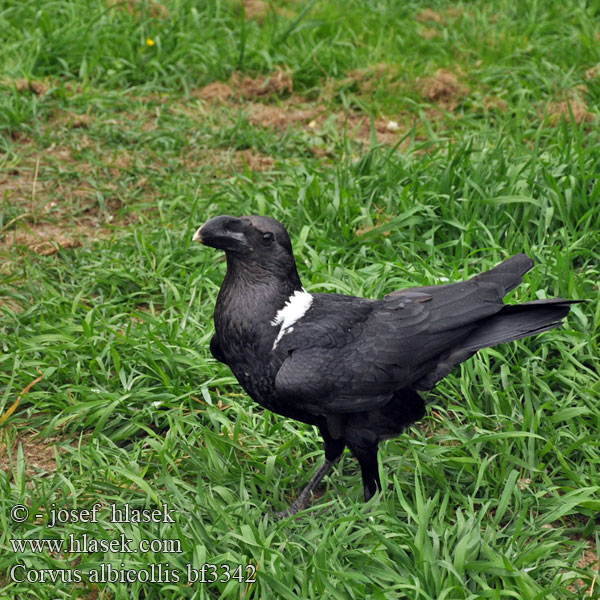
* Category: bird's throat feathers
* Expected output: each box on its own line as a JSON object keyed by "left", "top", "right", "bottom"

{"left": 215, "top": 253, "right": 305, "bottom": 353}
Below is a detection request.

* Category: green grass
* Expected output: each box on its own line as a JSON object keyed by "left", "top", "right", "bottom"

{"left": 1, "top": 0, "right": 599, "bottom": 598}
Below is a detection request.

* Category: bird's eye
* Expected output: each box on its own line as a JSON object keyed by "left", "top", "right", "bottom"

{"left": 262, "top": 232, "right": 274, "bottom": 245}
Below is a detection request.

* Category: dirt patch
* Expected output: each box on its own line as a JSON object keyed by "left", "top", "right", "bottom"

{"left": 242, "top": 0, "right": 270, "bottom": 20}
{"left": 568, "top": 542, "right": 598, "bottom": 596}
{"left": 0, "top": 296, "right": 21, "bottom": 314}
{"left": 545, "top": 95, "right": 594, "bottom": 125}
{"left": 246, "top": 101, "right": 408, "bottom": 146}
{"left": 106, "top": 0, "right": 170, "bottom": 19}
{"left": 1, "top": 77, "right": 87, "bottom": 99}
{"left": 416, "top": 7, "right": 463, "bottom": 24}
{"left": 585, "top": 64, "right": 600, "bottom": 79}
{"left": 195, "top": 68, "right": 293, "bottom": 101}
{"left": 0, "top": 135, "right": 139, "bottom": 257}
{"left": 483, "top": 96, "right": 508, "bottom": 112}
{"left": 340, "top": 114, "right": 409, "bottom": 146}
{"left": 343, "top": 63, "right": 399, "bottom": 94}
{"left": 0, "top": 165, "right": 45, "bottom": 207}
{"left": 323, "top": 64, "right": 403, "bottom": 113}
{"left": 355, "top": 216, "right": 392, "bottom": 237}
{"left": 0, "top": 196, "right": 124, "bottom": 257}
{"left": 247, "top": 101, "right": 322, "bottom": 129}
{"left": 1, "top": 202, "right": 119, "bottom": 257}
{"left": 416, "top": 8, "right": 443, "bottom": 23}
{"left": 234, "top": 149, "right": 275, "bottom": 171}
{"left": 52, "top": 110, "right": 94, "bottom": 129}
{"left": 183, "top": 147, "right": 276, "bottom": 173}
{"left": 196, "top": 81, "right": 235, "bottom": 102}
{"left": 419, "top": 27, "right": 440, "bottom": 40}
{"left": 194, "top": 67, "right": 411, "bottom": 147}
{"left": 2, "top": 66, "right": 419, "bottom": 262}
{"left": 418, "top": 69, "right": 469, "bottom": 111}
{"left": 12, "top": 78, "right": 50, "bottom": 96}
{"left": 235, "top": 69, "right": 293, "bottom": 97}
{"left": 3, "top": 223, "right": 114, "bottom": 256}
{"left": 0, "top": 432, "right": 60, "bottom": 479}
{"left": 539, "top": 84, "right": 596, "bottom": 125}
{"left": 232, "top": 0, "right": 293, "bottom": 22}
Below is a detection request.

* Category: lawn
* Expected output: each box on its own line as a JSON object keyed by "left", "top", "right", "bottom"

{"left": 0, "top": 0, "right": 599, "bottom": 598}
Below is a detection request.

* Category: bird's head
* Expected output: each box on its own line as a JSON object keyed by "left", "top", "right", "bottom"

{"left": 194, "top": 215, "right": 301, "bottom": 283}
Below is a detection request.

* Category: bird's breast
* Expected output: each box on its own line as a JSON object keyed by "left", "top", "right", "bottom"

{"left": 213, "top": 317, "right": 282, "bottom": 406}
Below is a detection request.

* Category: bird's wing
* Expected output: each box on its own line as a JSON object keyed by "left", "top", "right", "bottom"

{"left": 274, "top": 275, "right": 511, "bottom": 414}
{"left": 274, "top": 294, "right": 429, "bottom": 413}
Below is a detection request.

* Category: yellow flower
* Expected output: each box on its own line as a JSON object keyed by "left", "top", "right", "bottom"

{"left": 146, "top": 38, "right": 155, "bottom": 47}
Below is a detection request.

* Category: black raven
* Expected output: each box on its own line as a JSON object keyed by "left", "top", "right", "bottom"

{"left": 194, "top": 215, "right": 579, "bottom": 518}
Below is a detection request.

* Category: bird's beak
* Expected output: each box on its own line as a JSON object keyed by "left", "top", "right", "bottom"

{"left": 192, "top": 227, "right": 203, "bottom": 243}
{"left": 193, "top": 215, "right": 250, "bottom": 253}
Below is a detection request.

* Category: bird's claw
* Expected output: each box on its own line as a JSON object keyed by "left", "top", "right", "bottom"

{"left": 271, "top": 501, "right": 303, "bottom": 521}
{"left": 271, "top": 509, "right": 289, "bottom": 521}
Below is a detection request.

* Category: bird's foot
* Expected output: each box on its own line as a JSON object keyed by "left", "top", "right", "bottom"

{"left": 272, "top": 499, "right": 305, "bottom": 521}
{"left": 270, "top": 457, "right": 340, "bottom": 521}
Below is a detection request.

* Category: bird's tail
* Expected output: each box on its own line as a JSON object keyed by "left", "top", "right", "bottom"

{"left": 459, "top": 298, "right": 580, "bottom": 352}
{"left": 471, "top": 253, "right": 534, "bottom": 296}
{"left": 415, "top": 298, "right": 581, "bottom": 390}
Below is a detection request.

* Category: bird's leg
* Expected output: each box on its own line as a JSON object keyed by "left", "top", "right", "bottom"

{"left": 273, "top": 432, "right": 345, "bottom": 520}
{"left": 273, "top": 456, "right": 340, "bottom": 520}
{"left": 350, "top": 442, "right": 381, "bottom": 501}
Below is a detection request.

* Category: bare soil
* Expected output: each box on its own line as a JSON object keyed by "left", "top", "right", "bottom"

{"left": 546, "top": 96, "right": 595, "bottom": 125}
{"left": 246, "top": 101, "right": 322, "bottom": 129}
{"left": 416, "top": 7, "right": 463, "bottom": 25}
{"left": 419, "top": 27, "right": 440, "bottom": 40}
{"left": 234, "top": 148, "right": 276, "bottom": 171}
{"left": 0, "top": 134, "right": 137, "bottom": 257}
{"left": 195, "top": 70, "right": 411, "bottom": 146}
{"left": 4, "top": 64, "right": 588, "bottom": 263}
{"left": 0, "top": 431, "right": 60, "bottom": 480}
{"left": 194, "top": 69, "right": 293, "bottom": 101}
{"left": 105, "top": 0, "right": 170, "bottom": 19}
{"left": 343, "top": 63, "right": 399, "bottom": 94}
{"left": 568, "top": 542, "right": 598, "bottom": 595}
{"left": 12, "top": 78, "right": 50, "bottom": 96}
{"left": 418, "top": 68, "right": 469, "bottom": 111}
{"left": 240, "top": 0, "right": 271, "bottom": 21}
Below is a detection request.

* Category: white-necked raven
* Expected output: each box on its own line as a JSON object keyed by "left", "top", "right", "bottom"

{"left": 194, "top": 215, "right": 579, "bottom": 518}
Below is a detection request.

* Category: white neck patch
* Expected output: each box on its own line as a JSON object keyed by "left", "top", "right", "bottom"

{"left": 271, "top": 289, "right": 313, "bottom": 349}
